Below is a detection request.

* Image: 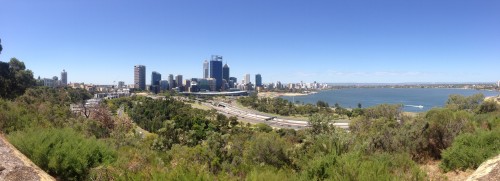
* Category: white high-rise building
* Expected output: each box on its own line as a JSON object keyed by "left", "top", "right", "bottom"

{"left": 244, "top": 74, "right": 251, "bottom": 84}
{"left": 497, "top": 80, "right": 500, "bottom": 87}
{"left": 203, "top": 60, "right": 209, "bottom": 79}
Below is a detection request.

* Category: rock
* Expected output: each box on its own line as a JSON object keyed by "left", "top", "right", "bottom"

{"left": 467, "top": 154, "right": 500, "bottom": 181}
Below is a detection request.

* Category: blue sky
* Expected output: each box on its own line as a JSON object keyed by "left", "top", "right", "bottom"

{"left": 1, "top": 0, "right": 499, "bottom": 84}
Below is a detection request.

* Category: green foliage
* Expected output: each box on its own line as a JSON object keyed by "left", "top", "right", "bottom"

{"left": 0, "top": 87, "right": 91, "bottom": 133}
{"left": 245, "top": 166, "right": 299, "bottom": 181}
{"left": 254, "top": 123, "right": 273, "bottom": 133}
{"left": 446, "top": 93, "right": 484, "bottom": 111}
{"left": 238, "top": 95, "right": 328, "bottom": 116}
{"left": 477, "top": 100, "right": 499, "bottom": 114}
{"left": 363, "top": 103, "right": 402, "bottom": 120}
{"left": 299, "top": 152, "right": 425, "bottom": 181}
{"left": 425, "top": 108, "right": 473, "bottom": 158}
{"left": 440, "top": 130, "right": 500, "bottom": 172}
{"left": 244, "top": 132, "right": 290, "bottom": 168}
{"left": 0, "top": 99, "right": 37, "bottom": 133}
{"left": 8, "top": 128, "right": 116, "bottom": 180}
{"left": 316, "top": 100, "right": 329, "bottom": 108}
{"left": 0, "top": 58, "right": 36, "bottom": 99}
{"left": 307, "top": 114, "right": 334, "bottom": 135}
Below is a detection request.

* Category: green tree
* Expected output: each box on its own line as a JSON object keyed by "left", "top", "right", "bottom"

{"left": 446, "top": 94, "right": 484, "bottom": 112}
{"left": 425, "top": 108, "right": 473, "bottom": 158}
{"left": 477, "top": 100, "right": 499, "bottom": 114}
{"left": 0, "top": 58, "right": 35, "bottom": 99}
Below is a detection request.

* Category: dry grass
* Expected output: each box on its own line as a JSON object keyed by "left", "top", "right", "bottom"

{"left": 420, "top": 160, "right": 474, "bottom": 181}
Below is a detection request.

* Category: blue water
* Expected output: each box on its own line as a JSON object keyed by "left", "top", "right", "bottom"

{"left": 281, "top": 88, "right": 500, "bottom": 112}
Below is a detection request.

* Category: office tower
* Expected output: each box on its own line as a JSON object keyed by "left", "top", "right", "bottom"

{"left": 255, "top": 74, "right": 262, "bottom": 87}
{"left": 118, "top": 81, "right": 125, "bottom": 88}
{"left": 150, "top": 71, "right": 161, "bottom": 94}
{"left": 184, "top": 79, "right": 191, "bottom": 89}
{"left": 134, "top": 65, "right": 146, "bottom": 90}
{"left": 151, "top": 71, "right": 161, "bottom": 86}
{"left": 203, "top": 60, "right": 209, "bottom": 79}
{"left": 210, "top": 55, "right": 223, "bottom": 91}
{"left": 160, "top": 80, "right": 169, "bottom": 91}
{"left": 223, "top": 63, "right": 230, "bottom": 81}
{"left": 61, "top": 69, "right": 67, "bottom": 85}
{"left": 244, "top": 74, "right": 251, "bottom": 84}
{"left": 176, "top": 75, "right": 183, "bottom": 88}
{"left": 168, "top": 74, "right": 175, "bottom": 90}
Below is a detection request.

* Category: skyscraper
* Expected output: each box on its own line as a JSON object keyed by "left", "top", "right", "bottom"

{"left": 134, "top": 65, "right": 146, "bottom": 90}
{"left": 160, "top": 80, "right": 169, "bottom": 91}
{"left": 150, "top": 71, "right": 161, "bottom": 94}
{"left": 176, "top": 75, "right": 183, "bottom": 89}
{"left": 210, "top": 55, "right": 223, "bottom": 91}
{"left": 244, "top": 74, "right": 251, "bottom": 84}
{"left": 203, "top": 60, "right": 209, "bottom": 79}
{"left": 223, "top": 63, "right": 230, "bottom": 82}
{"left": 255, "top": 74, "right": 262, "bottom": 87}
{"left": 61, "top": 69, "right": 67, "bottom": 86}
{"left": 151, "top": 71, "right": 161, "bottom": 86}
{"left": 168, "top": 74, "right": 175, "bottom": 90}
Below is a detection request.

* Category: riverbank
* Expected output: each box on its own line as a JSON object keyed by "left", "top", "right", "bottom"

{"left": 485, "top": 96, "right": 500, "bottom": 104}
{"left": 258, "top": 91, "right": 317, "bottom": 99}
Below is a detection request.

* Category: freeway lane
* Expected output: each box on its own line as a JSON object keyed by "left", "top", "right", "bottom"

{"left": 203, "top": 101, "right": 349, "bottom": 130}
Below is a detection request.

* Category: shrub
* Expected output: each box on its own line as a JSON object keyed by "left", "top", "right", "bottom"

{"left": 440, "top": 130, "right": 500, "bottom": 172}
{"left": 244, "top": 132, "right": 290, "bottom": 168}
{"left": 8, "top": 128, "right": 116, "bottom": 180}
{"left": 425, "top": 108, "right": 473, "bottom": 158}
{"left": 328, "top": 152, "right": 426, "bottom": 181}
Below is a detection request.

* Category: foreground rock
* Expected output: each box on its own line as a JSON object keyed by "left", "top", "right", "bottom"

{"left": 467, "top": 154, "right": 500, "bottom": 181}
{"left": 0, "top": 133, "right": 54, "bottom": 181}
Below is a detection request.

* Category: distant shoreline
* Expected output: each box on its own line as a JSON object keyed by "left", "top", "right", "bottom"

{"left": 258, "top": 91, "right": 318, "bottom": 99}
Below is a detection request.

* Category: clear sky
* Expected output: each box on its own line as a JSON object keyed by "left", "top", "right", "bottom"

{"left": 1, "top": 0, "right": 499, "bottom": 85}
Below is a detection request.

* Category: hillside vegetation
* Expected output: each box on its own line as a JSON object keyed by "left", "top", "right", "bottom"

{"left": 1, "top": 59, "right": 500, "bottom": 180}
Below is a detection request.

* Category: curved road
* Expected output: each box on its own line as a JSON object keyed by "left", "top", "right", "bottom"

{"left": 203, "top": 101, "right": 349, "bottom": 130}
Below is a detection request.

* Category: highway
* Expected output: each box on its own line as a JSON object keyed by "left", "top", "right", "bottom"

{"left": 203, "top": 101, "right": 349, "bottom": 130}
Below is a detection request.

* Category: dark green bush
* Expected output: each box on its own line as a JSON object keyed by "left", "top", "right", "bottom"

{"left": 440, "top": 130, "right": 500, "bottom": 172}
{"left": 8, "top": 128, "right": 116, "bottom": 180}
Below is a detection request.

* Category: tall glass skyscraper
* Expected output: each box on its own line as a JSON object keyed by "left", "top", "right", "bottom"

{"left": 168, "top": 74, "right": 175, "bottom": 90}
{"left": 151, "top": 71, "right": 161, "bottom": 86}
{"left": 210, "top": 55, "right": 223, "bottom": 91}
{"left": 134, "top": 65, "right": 146, "bottom": 90}
{"left": 255, "top": 74, "right": 262, "bottom": 87}
{"left": 61, "top": 69, "right": 67, "bottom": 86}
{"left": 150, "top": 71, "right": 161, "bottom": 94}
{"left": 223, "top": 63, "right": 230, "bottom": 81}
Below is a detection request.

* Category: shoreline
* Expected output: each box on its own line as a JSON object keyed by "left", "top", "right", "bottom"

{"left": 258, "top": 91, "right": 318, "bottom": 99}
{"left": 485, "top": 96, "right": 500, "bottom": 104}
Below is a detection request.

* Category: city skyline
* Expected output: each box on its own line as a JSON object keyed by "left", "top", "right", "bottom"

{"left": 1, "top": 0, "right": 499, "bottom": 84}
